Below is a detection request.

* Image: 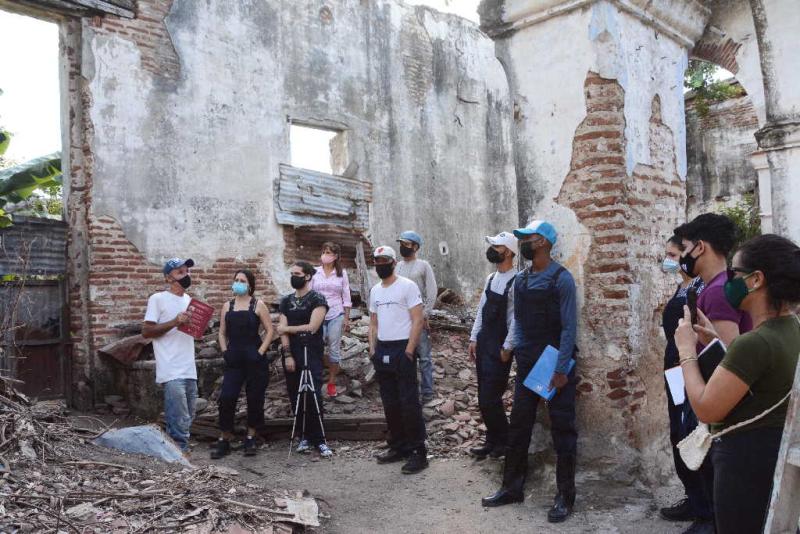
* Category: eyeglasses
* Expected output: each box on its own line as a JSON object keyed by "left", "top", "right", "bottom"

{"left": 727, "top": 267, "right": 754, "bottom": 281}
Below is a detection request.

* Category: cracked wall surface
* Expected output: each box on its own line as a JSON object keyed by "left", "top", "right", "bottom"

{"left": 66, "top": 0, "right": 517, "bottom": 399}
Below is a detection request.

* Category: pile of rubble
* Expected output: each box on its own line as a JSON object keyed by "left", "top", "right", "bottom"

{"left": 0, "top": 380, "right": 311, "bottom": 533}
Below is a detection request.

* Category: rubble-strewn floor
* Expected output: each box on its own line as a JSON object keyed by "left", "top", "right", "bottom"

{"left": 196, "top": 439, "right": 690, "bottom": 534}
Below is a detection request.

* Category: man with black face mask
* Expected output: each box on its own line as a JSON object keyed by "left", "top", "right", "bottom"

{"left": 368, "top": 246, "right": 428, "bottom": 474}
{"left": 671, "top": 213, "right": 751, "bottom": 534}
{"left": 142, "top": 258, "right": 198, "bottom": 454}
{"left": 482, "top": 221, "right": 579, "bottom": 524}
{"left": 468, "top": 232, "right": 517, "bottom": 459}
{"left": 395, "top": 231, "right": 438, "bottom": 403}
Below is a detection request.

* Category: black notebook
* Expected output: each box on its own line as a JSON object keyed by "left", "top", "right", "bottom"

{"left": 698, "top": 338, "right": 727, "bottom": 381}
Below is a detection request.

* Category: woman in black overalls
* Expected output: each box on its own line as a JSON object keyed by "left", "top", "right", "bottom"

{"left": 211, "top": 269, "right": 275, "bottom": 459}
{"left": 277, "top": 261, "right": 332, "bottom": 457}
{"left": 658, "top": 236, "right": 710, "bottom": 521}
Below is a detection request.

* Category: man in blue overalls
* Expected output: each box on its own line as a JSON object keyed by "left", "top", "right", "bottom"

{"left": 481, "top": 220, "right": 579, "bottom": 524}
{"left": 468, "top": 231, "right": 518, "bottom": 459}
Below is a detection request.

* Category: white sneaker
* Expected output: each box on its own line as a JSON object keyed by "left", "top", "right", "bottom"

{"left": 296, "top": 439, "right": 310, "bottom": 453}
{"left": 318, "top": 443, "right": 333, "bottom": 458}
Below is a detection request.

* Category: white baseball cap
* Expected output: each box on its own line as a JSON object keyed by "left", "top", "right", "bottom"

{"left": 373, "top": 245, "right": 397, "bottom": 260}
{"left": 485, "top": 231, "right": 517, "bottom": 252}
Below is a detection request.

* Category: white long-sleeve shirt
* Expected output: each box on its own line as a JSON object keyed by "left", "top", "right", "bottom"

{"left": 469, "top": 269, "right": 517, "bottom": 350}
{"left": 396, "top": 258, "right": 437, "bottom": 317}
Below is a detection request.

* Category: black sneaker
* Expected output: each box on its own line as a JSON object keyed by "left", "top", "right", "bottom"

{"left": 243, "top": 436, "right": 257, "bottom": 457}
{"left": 210, "top": 439, "right": 230, "bottom": 459}
{"left": 469, "top": 442, "right": 494, "bottom": 458}
{"left": 401, "top": 449, "right": 429, "bottom": 474}
{"left": 376, "top": 448, "right": 407, "bottom": 464}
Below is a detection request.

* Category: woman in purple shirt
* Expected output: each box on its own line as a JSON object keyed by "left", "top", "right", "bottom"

{"left": 311, "top": 242, "right": 352, "bottom": 397}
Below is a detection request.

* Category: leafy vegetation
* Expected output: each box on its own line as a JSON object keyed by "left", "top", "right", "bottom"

{"left": 684, "top": 60, "right": 744, "bottom": 117}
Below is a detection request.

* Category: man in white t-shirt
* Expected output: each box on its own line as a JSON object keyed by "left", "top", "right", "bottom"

{"left": 368, "top": 245, "right": 428, "bottom": 474}
{"left": 142, "top": 257, "right": 197, "bottom": 452}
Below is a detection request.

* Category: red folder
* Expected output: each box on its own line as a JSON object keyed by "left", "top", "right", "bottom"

{"left": 178, "top": 298, "right": 215, "bottom": 339}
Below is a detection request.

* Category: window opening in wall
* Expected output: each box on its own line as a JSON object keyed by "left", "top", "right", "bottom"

{"left": 0, "top": 9, "right": 62, "bottom": 224}
{"left": 289, "top": 123, "right": 348, "bottom": 176}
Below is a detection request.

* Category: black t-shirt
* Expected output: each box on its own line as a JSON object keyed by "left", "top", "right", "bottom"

{"left": 279, "top": 290, "right": 328, "bottom": 351}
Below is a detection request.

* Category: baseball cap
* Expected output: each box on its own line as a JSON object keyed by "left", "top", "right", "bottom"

{"left": 163, "top": 257, "right": 195, "bottom": 275}
{"left": 485, "top": 231, "right": 517, "bottom": 252}
{"left": 397, "top": 230, "right": 423, "bottom": 247}
{"left": 513, "top": 220, "right": 557, "bottom": 245}
{"left": 373, "top": 245, "right": 397, "bottom": 261}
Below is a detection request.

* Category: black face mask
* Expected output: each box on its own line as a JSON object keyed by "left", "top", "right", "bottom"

{"left": 486, "top": 247, "right": 504, "bottom": 264}
{"left": 520, "top": 241, "right": 535, "bottom": 261}
{"left": 290, "top": 275, "right": 307, "bottom": 289}
{"left": 680, "top": 243, "right": 700, "bottom": 277}
{"left": 376, "top": 263, "right": 394, "bottom": 279}
{"left": 399, "top": 245, "right": 415, "bottom": 258}
{"left": 176, "top": 275, "right": 191, "bottom": 289}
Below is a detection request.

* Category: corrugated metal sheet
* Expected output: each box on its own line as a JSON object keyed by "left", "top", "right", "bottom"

{"left": 0, "top": 216, "right": 67, "bottom": 276}
{"left": 275, "top": 164, "right": 372, "bottom": 230}
{"left": 12, "top": 0, "right": 135, "bottom": 18}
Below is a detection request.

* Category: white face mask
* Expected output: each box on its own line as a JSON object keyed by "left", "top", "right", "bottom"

{"left": 662, "top": 258, "right": 680, "bottom": 273}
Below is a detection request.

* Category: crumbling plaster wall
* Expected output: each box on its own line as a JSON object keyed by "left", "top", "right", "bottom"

{"left": 83, "top": 0, "right": 516, "bottom": 299}
{"left": 482, "top": 0, "right": 705, "bottom": 482}
{"left": 685, "top": 92, "right": 760, "bottom": 219}
{"left": 73, "top": 0, "right": 516, "bottom": 398}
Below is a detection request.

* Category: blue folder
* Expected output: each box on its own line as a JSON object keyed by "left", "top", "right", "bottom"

{"left": 523, "top": 345, "right": 575, "bottom": 401}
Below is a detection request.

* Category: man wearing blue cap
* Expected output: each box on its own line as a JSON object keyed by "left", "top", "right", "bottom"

{"left": 142, "top": 257, "right": 198, "bottom": 454}
{"left": 481, "top": 221, "right": 579, "bottom": 524}
{"left": 395, "top": 231, "right": 438, "bottom": 403}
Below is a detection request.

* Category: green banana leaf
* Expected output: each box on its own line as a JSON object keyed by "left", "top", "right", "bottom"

{"left": 0, "top": 152, "right": 62, "bottom": 204}
{"left": 0, "top": 131, "right": 9, "bottom": 157}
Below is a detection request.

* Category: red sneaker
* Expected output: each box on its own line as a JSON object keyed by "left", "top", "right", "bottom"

{"left": 327, "top": 383, "right": 337, "bottom": 397}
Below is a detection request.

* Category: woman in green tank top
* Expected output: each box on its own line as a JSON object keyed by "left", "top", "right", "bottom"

{"left": 675, "top": 234, "right": 800, "bottom": 534}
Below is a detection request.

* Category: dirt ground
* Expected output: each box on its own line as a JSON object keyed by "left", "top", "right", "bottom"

{"left": 192, "top": 439, "right": 692, "bottom": 534}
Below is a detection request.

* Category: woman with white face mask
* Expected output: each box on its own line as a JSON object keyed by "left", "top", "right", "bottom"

{"left": 658, "top": 236, "right": 710, "bottom": 524}
{"left": 211, "top": 269, "right": 275, "bottom": 460}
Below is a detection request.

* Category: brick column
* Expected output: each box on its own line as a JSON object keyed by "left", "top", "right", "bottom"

{"left": 481, "top": 0, "right": 710, "bottom": 477}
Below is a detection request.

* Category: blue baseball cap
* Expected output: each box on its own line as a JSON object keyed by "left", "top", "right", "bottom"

{"left": 163, "top": 257, "right": 195, "bottom": 275}
{"left": 513, "top": 220, "right": 557, "bottom": 245}
{"left": 397, "top": 230, "right": 423, "bottom": 247}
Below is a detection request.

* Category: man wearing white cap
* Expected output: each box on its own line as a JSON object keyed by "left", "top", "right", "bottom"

{"left": 482, "top": 220, "right": 579, "bottom": 524}
{"left": 467, "top": 232, "right": 517, "bottom": 460}
{"left": 368, "top": 245, "right": 429, "bottom": 474}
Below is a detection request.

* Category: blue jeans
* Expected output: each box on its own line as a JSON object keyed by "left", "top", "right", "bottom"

{"left": 163, "top": 378, "right": 197, "bottom": 451}
{"left": 417, "top": 328, "right": 433, "bottom": 398}
{"left": 323, "top": 314, "right": 345, "bottom": 364}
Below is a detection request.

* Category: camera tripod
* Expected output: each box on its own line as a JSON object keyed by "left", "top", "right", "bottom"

{"left": 287, "top": 338, "right": 327, "bottom": 459}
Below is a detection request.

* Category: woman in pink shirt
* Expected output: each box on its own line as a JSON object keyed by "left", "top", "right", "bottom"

{"left": 311, "top": 242, "right": 352, "bottom": 397}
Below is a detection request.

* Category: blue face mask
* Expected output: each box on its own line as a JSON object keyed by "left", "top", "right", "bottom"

{"left": 662, "top": 258, "right": 680, "bottom": 273}
{"left": 231, "top": 281, "right": 248, "bottom": 296}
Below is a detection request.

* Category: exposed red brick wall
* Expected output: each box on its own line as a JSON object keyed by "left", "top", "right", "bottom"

{"left": 87, "top": 0, "right": 179, "bottom": 79}
{"left": 84, "top": 215, "right": 278, "bottom": 352}
{"left": 692, "top": 37, "right": 742, "bottom": 74}
{"left": 686, "top": 93, "right": 759, "bottom": 131}
{"left": 558, "top": 73, "right": 684, "bottom": 446}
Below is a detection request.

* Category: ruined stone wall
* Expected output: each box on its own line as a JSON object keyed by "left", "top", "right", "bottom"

{"left": 484, "top": 0, "right": 703, "bottom": 482}
{"left": 685, "top": 92, "right": 760, "bottom": 218}
{"left": 64, "top": 0, "right": 516, "bottom": 401}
